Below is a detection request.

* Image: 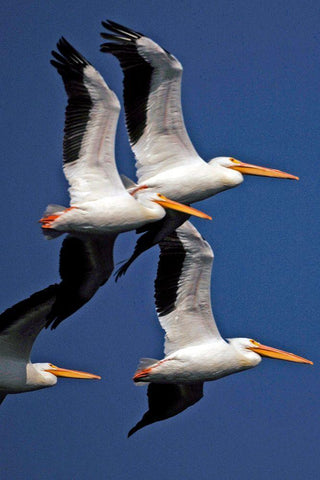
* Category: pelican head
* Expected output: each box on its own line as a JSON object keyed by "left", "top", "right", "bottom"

{"left": 30, "top": 363, "right": 101, "bottom": 388}
{"left": 208, "top": 157, "right": 299, "bottom": 189}
{"left": 132, "top": 186, "right": 212, "bottom": 220}
{"left": 228, "top": 338, "right": 313, "bottom": 368}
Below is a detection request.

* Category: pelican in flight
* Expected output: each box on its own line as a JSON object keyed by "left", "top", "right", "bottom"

{"left": 0, "top": 285, "right": 100, "bottom": 405}
{"left": 40, "top": 38, "right": 210, "bottom": 239}
{"left": 129, "top": 222, "right": 312, "bottom": 436}
{"left": 100, "top": 21, "right": 299, "bottom": 277}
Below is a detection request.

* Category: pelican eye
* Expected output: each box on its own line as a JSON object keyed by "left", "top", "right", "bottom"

{"left": 230, "top": 158, "right": 241, "bottom": 164}
{"left": 250, "top": 339, "right": 260, "bottom": 347}
{"left": 49, "top": 363, "right": 56, "bottom": 368}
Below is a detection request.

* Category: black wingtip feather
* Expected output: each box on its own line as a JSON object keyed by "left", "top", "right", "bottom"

{"left": 154, "top": 231, "right": 186, "bottom": 317}
{"left": 99, "top": 20, "right": 153, "bottom": 146}
{"left": 100, "top": 33, "right": 131, "bottom": 42}
{"left": 101, "top": 19, "right": 143, "bottom": 39}
{"left": 50, "top": 38, "right": 94, "bottom": 165}
{"left": 45, "top": 236, "right": 96, "bottom": 329}
{"left": 0, "top": 284, "right": 58, "bottom": 335}
{"left": 127, "top": 423, "right": 141, "bottom": 438}
{"left": 99, "top": 44, "right": 112, "bottom": 53}
{"left": 128, "top": 383, "right": 204, "bottom": 436}
{"left": 114, "top": 261, "right": 130, "bottom": 281}
{"left": 51, "top": 37, "right": 91, "bottom": 70}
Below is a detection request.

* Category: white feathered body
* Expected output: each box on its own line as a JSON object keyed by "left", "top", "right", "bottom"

{"left": 0, "top": 360, "right": 57, "bottom": 394}
{"left": 45, "top": 194, "right": 165, "bottom": 235}
{"left": 143, "top": 162, "right": 244, "bottom": 204}
{"left": 139, "top": 340, "right": 260, "bottom": 384}
{"left": 44, "top": 40, "right": 174, "bottom": 238}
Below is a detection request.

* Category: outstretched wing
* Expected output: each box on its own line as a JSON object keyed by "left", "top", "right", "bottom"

{"left": 128, "top": 382, "right": 203, "bottom": 436}
{"left": 51, "top": 37, "right": 124, "bottom": 203}
{"left": 0, "top": 233, "right": 116, "bottom": 361}
{"left": 0, "top": 285, "right": 58, "bottom": 362}
{"left": 101, "top": 20, "right": 202, "bottom": 184}
{"left": 155, "top": 221, "right": 221, "bottom": 356}
{"left": 47, "top": 233, "right": 117, "bottom": 329}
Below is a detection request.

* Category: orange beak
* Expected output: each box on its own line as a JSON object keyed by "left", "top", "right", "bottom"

{"left": 46, "top": 364, "right": 101, "bottom": 379}
{"left": 250, "top": 343, "right": 313, "bottom": 364}
{"left": 154, "top": 194, "right": 212, "bottom": 220}
{"left": 230, "top": 158, "right": 299, "bottom": 180}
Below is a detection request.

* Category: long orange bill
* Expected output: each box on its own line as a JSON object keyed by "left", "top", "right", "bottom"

{"left": 154, "top": 195, "right": 212, "bottom": 220}
{"left": 250, "top": 343, "right": 313, "bottom": 364}
{"left": 230, "top": 158, "right": 299, "bottom": 180}
{"left": 46, "top": 365, "right": 101, "bottom": 379}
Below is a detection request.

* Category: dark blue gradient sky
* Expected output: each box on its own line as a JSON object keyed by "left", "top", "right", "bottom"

{"left": 2, "top": 1, "right": 319, "bottom": 479}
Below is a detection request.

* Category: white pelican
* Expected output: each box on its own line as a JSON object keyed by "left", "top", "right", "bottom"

{"left": 0, "top": 285, "right": 101, "bottom": 405}
{"left": 40, "top": 38, "right": 210, "bottom": 238}
{"left": 100, "top": 21, "right": 299, "bottom": 277}
{"left": 128, "top": 222, "right": 312, "bottom": 436}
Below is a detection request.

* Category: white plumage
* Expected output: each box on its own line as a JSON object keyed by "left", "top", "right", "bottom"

{"left": 101, "top": 20, "right": 298, "bottom": 276}
{"left": 0, "top": 286, "right": 100, "bottom": 405}
{"left": 129, "top": 222, "right": 312, "bottom": 436}
{"left": 40, "top": 38, "right": 210, "bottom": 238}
{"left": 101, "top": 20, "right": 298, "bottom": 199}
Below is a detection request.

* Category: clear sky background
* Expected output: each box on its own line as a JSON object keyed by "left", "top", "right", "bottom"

{"left": 1, "top": 1, "right": 319, "bottom": 479}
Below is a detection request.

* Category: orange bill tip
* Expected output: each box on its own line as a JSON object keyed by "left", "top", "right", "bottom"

{"left": 154, "top": 195, "right": 212, "bottom": 220}
{"left": 46, "top": 365, "right": 101, "bottom": 379}
{"left": 230, "top": 159, "right": 299, "bottom": 180}
{"left": 250, "top": 342, "right": 313, "bottom": 365}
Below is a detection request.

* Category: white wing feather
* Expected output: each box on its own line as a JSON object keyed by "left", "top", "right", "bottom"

{"left": 100, "top": 23, "right": 203, "bottom": 185}
{"left": 64, "top": 65, "right": 125, "bottom": 203}
{"left": 133, "top": 37, "right": 202, "bottom": 183}
{"left": 155, "top": 221, "right": 221, "bottom": 356}
{"left": 52, "top": 39, "right": 126, "bottom": 205}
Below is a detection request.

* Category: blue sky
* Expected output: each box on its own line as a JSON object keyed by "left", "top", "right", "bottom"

{"left": 1, "top": 1, "right": 319, "bottom": 479}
